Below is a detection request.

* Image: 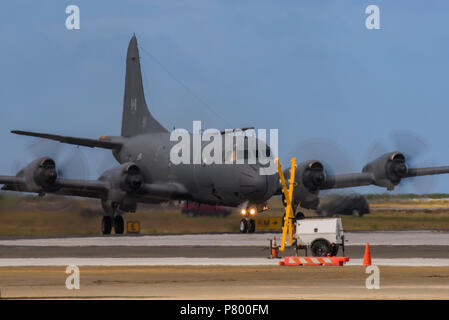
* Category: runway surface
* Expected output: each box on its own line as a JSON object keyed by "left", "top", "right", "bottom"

{"left": 1, "top": 230, "right": 448, "bottom": 246}
{"left": 1, "top": 257, "right": 449, "bottom": 267}
{"left": 2, "top": 265, "right": 449, "bottom": 299}
{"left": 1, "top": 231, "right": 449, "bottom": 299}
{"left": 1, "top": 231, "right": 449, "bottom": 266}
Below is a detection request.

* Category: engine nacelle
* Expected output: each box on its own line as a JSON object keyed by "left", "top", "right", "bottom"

{"left": 362, "top": 152, "right": 407, "bottom": 190}
{"left": 296, "top": 160, "right": 326, "bottom": 192}
{"left": 283, "top": 160, "right": 325, "bottom": 209}
{"left": 98, "top": 162, "right": 144, "bottom": 193}
{"left": 98, "top": 162, "right": 144, "bottom": 212}
{"left": 15, "top": 157, "right": 58, "bottom": 192}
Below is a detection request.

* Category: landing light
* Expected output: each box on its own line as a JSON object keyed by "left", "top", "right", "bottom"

{"left": 240, "top": 209, "right": 247, "bottom": 215}
{"left": 249, "top": 208, "right": 256, "bottom": 215}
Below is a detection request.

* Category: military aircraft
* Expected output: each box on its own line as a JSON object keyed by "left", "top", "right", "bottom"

{"left": 2, "top": 35, "right": 449, "bottom": 235}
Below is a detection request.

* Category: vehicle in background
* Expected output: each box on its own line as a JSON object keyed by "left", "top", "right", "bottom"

{"left": 181, "top": 201, "right": 232, "bottom": 218}
{"left": 316, "top": 194, "right": 370, "bottom": 217}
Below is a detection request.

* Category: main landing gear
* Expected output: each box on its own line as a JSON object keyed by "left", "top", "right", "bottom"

{"left": 101, "top": 200, "right": 129, "bottom": 235}
{"left": 101, "top": 215, "right": 125, "bottom": 235}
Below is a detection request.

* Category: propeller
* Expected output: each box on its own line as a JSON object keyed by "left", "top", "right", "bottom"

{"left": 365, "top": 131, "right": 436, "bottom": 193}
{"left": 95, "top": 151, "right": 119, "bottom": 177}
{"left": 286, "top": 138, "right": 356, "bottom": 194}
{"left": 26, "top": 139, "right": 90, "bottom": 179}
{"left": 11, "top": 138, "right": 91, "bottom": 212}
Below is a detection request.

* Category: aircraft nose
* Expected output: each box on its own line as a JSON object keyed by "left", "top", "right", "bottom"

{"left": 239, "top": 166, "right": 268, "bottom": 201}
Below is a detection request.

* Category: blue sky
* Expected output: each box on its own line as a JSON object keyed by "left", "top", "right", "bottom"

{"left": 1, "top": 1, "right": 449, "bottom": 193}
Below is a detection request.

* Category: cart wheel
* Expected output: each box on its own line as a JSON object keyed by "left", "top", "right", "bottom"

{"left": 311, "top": 239, "right": 331, "bottom": 257}
{"left": 330, "top": 243, "right": 339, "bottom": 256}
{"left": 239, "top": 219, "right": 248, "bottom": 233}
{"left": 295, "top": 212, "right": 305, "bottom": 220}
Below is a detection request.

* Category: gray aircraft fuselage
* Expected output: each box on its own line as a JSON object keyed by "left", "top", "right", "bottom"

{"left": 109, "top": 132, "right": 279, "bottom": 207}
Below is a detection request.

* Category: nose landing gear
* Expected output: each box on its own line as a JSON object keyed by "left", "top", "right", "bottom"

{"left": 238, "top": 203, "right": 268, "bottom": 233}
{"left": 239, "top": 207, "right": 257, "bottom": 233}
{"left": 239, "top": 217, "right": 256, "bottom": 233}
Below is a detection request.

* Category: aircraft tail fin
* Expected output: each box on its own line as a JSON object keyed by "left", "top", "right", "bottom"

{"left": 121, "top": 35, "right": 167, "bottom": 137}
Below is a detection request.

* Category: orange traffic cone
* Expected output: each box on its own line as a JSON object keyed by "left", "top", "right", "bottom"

{"left": 363, "top": 242, "right": 372, "bottom": 266}
{"left": 271, "top": 236, "right": 278, "bottom": 259}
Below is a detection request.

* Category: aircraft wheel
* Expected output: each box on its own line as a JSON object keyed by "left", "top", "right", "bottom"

{"left": 101, "top": 216, "right": 112, "bottom": 235}
{"left": 114, "top": 215, "right": 125, "bottom": 234}
{"left": 248, "top": 219, "right": 256, "bottom": 233}
{"left": 239, "top": 219, "right": 248, "bottom": 233}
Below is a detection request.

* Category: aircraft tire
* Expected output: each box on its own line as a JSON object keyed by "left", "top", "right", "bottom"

{"left": 114, "top": 215, "right": 125, "bottom": 234}
{"left": 101, "top": 216, "right": 112, "bottom": 235}
{"left": 248, "top": 219, "right": 256, "bottom": 233}
{"left": 239, "top": 219, "right": 248, "bottom": 233}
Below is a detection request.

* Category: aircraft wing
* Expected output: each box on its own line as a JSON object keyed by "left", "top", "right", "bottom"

{"left": 1, "top": 175, "right": 190, "bottom": 202}
{"left": 0, "top": 176, "right": 25, "bottom": 187}
{"left": 11, "top": 130, "right": 122, "bottom": 150}
{"left": 1, "top": 177, "right": 110, "bottom": 198}
{"left": 322, "top": 166, "right": 449, "bottom": 190}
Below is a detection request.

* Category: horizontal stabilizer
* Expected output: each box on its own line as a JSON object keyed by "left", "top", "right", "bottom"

{"left": 11, "top": 130, "right": 122, "bottom": 150}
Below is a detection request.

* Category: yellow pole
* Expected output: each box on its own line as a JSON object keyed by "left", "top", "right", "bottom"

{"left": 277, "top": 159, "right": 288, "bottom": 252}
{"left": 276, "top": 157, "right": 296, "bottom": 251}
{"left": 288, "top": 157, "right": 296, "bottom": 245}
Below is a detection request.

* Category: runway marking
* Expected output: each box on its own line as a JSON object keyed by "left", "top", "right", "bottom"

{"left": 0, "top": 258, "right": 280, "bottom": 267}
{"left": 0, "top": 257, "right": 449, "bottom": 267}
{"left": 348, "top": 258, "right": 449, "bottom": 267}
{"left": 0, "top": 231, "right": 448, "bottom": 247}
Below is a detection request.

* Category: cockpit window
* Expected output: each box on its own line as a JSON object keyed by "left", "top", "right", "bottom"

{"left": 256, "top": 146, "right": 271, "bottom": 159}
{"left": 224, "top": 144, "right": 271, "bottom": 164}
